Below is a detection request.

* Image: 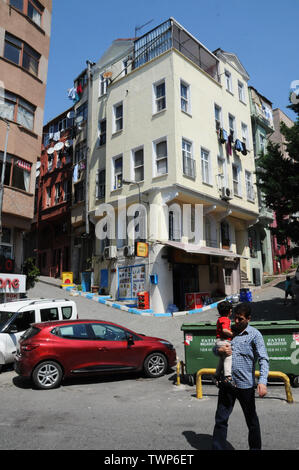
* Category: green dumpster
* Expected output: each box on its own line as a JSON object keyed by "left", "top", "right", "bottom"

{"left": 181, "top": 320, "right": 299, "bottom": 387}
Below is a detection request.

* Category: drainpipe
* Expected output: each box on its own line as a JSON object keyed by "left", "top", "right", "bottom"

{"left": 0, "top": 118, "right": 10, "bottom": 236}
{"left": 85, "top": 60, "right": 94, "bottom": 236}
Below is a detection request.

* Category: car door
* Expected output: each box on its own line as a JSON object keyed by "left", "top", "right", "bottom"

{"left": 88, "top": 323, "right": 148, "bottom": 371}
{"left": 4, "top": 309, "right": 35, "bottom": 363}
{"left": 54, "top": 323, "right": 103, "bottom": 373}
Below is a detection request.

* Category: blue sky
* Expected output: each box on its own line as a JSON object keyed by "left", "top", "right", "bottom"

{"left": 44, "top": 0, "right": 298, "bottom": 123}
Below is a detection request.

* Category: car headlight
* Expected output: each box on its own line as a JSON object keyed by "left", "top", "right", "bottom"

{"left": 159, "top": 340, "right": 174, "bottom": 350}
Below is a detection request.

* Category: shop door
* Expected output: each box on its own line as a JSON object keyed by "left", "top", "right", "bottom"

{"left": 173, "top": 264, "right": 199, "bottom": 311}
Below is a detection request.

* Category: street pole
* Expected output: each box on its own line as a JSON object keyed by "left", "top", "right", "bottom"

{"left": 0, "top": 118, "right": 10, "bottom": 236}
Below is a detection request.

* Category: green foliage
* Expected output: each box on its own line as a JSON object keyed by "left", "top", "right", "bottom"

{"left": 22, "top": 258, "right": 40, "bottom": 290}
{"left": 256, "top": 98, "right": 299, "bottom": 257}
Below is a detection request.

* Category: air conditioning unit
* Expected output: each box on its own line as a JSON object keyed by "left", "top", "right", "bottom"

{"left": 123, "top": 245, "right": 134, "bottom": 257}
{"left": 103, "top": 246, "right": 117, "bottom": 260}
{"left": 221, "top": 186, "right": 233, "bottom": 201}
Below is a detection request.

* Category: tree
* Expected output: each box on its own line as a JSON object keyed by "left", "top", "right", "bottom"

{"left": 256, "top": 97, "right": 299, "bottom": 258}
{"left": 22, "top": 257, "right": 40, "bottom": 290}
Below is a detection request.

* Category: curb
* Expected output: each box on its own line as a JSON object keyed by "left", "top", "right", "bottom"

{"left": 63, "top": 286, "right": 222, "bottom": 317}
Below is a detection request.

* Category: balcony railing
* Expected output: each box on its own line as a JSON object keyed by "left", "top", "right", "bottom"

{"left": 133, "top": 18, "right": 220, "bottom": 83}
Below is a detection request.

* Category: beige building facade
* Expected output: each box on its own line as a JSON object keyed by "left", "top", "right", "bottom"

{"left": 83, "top": 19, "right": 259, "bottom": 312}
{"left": 0, "top": 0, "right": 52, "bottom": 272}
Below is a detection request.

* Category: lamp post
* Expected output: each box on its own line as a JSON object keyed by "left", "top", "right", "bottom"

{"left": 122, "top": 179, "right": 141, "bottom": 204}
{"left": 0, "top": 117, "right": 10, "bottom": 236}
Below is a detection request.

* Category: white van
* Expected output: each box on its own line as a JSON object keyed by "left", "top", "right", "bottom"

{"left": 0, "top": 298, "right": 78, "bottom": 371}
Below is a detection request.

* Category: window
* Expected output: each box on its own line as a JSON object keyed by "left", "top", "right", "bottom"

{"left": 74, "top": 180, "right": 85, "bottom": 203}
{"left": 154, "top": 139, "right": 168, "bottom": 176}
{"left": 74, "top": 140, "right": 87, "bottom": 164}
{"left": 221, "top": 222, "right": 230, "bottom": 249}
{"left": 55, "top": 323, "right": 89, "bottom": 340}
{"left": 153, "top": 80, "right": 166, "bottom": 113}
{"left": 238, "top": 81, "right": 245, "bottom": 103}
{"left": 245, "top": 171, "right": 255, "bottom": 201}
{"left": 113, "top": 102, "right": 123, "bottom": 133}
{"left": 55, "top": 183, "right": 61, "bottom": 204}
{"left": 112, "top": 156, "right": 123, "bottom": 190}
{"left": 241, "top": 123, "right": 249, "bottom": 148}
{"left": 40, "top": 308, "right": 59, "bottom": 322}
{"left": 0, "top": 153, "right": 12, "bottom": 186}
{"left": 10, "top": 0, "right": 23, "bottom": 11}
{"left": 27, "top": 0, "right": 43, "bottom": 26}
{"left": 259, "top": 133, "right": 266, "bottom": 153}
{"left": 232, "top": 164, "right": 241, "bottom": 196}
{"left": 98, "top": 119, "right": 106, "bottom": 146}
{"left": 225, "top": 70, "right": 232, "bottom": 93}
{"left": 132, "top": 147, "right": 144, "bottom": 182}
{"left": 214, "top": 104, "right": 222, "bottom": 130}
{"left": 12, "top": 161, "right": 31, "bottom": 191}
{"left": 13, "top": 310, "right": 35, "bottom": 332}
{"left": 0, "top": 90, "right": 35, "bottom": 130}
{"left": 100, "top": 74, "right": 109, "bottom": 96}
{"left": 76, "top": 102, "right": 88, "bottom": 122}
{"left": 62, "top": 306, "right": 73, "bottom": 320}
{"left": 90, "top": 323, "right": 128, "bottom": 341}
{"left": 228, "top": 114, "right": 235, "bottom": 138}
{"left": 9, "top": 0, "right": 44, "bottom": 27}
{"left": 96, "top": 169, "right": 105, "bottom": 199}
{"left": 182, "top": 139, "right": 195, "bottom": 178}
{"left": 180, "top": 81, "right": 190, "bottom": 113}
{"left": 4, "top": 33, "right": 40, "bottom": 77}
{"left": 201, "top": 148, "right": 211, "bottom": 184}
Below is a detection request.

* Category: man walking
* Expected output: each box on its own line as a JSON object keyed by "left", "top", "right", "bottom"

{"left": 212, "top": 302, "right": 269, "bottom": 450}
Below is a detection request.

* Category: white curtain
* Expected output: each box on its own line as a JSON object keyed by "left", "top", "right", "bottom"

{"left": 23, "top": 170, "right": 30, "bottom": 192}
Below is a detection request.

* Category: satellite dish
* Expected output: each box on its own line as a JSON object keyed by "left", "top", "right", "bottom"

{"left": 54, "top": 142, "right": 64, "bottom": 152}
{"left": 75, "top": 115, "right": 83, "bottom": 125}
{"left": 47, "top": 147, "right": 54, "bottom": 155}
{"left": 65, "top": 139, "right": 73, "bottom": 148}
{"left": 67, "top": 110, "right": 75, "bottom": 119}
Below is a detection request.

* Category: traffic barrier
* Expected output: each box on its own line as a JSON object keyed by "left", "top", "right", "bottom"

{"left": 195, "top": 368, "right": 294, "bottom": 404}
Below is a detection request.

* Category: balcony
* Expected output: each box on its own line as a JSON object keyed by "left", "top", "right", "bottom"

{"left": 133, "top": 18, "right": 220, "bottom": 83}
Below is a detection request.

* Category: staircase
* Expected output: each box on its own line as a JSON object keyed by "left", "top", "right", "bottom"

{"left": 240, "top": 270, "right": 255, "bottom": 288}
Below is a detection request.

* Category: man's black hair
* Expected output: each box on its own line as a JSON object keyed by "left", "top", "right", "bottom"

{"left": 217, "top": 301, "right": 232, "bottom": 316}
{"left": 234, "top": 302, "right": 251, "bottom": 318}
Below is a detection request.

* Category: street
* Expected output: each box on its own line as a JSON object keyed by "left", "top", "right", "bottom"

{"left": 0, "top": 279, "right": 299, "bottom": 451}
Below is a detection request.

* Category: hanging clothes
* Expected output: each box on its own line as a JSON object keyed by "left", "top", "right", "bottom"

{"left": 68, "top": 87, "right": 77, "bottom": 101}
{"left": 73, "top": 164, "right": 79, "bottom": 183}
{"left": 235, "top": 139, "right": 243, "bottom": 152}
{"left": 53, "top": 131, "right": 60, "bottom": 141}
{"left": 227, "top": 134, "right": 233, "bottom": 156}
{"left": 241, "top": 141, "right": 247, "bottom": 156}
{"left": 220, "top": 128, "right": 228, "bottom": 144}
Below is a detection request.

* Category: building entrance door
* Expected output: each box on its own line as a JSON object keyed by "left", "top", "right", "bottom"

{"left": 172, "top": 263, "right": 199, "bottom": 311}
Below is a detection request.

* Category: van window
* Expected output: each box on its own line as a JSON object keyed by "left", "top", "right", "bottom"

{"left": 40, "top": 308, "right": 59, "bottom": 322}
{"left": 12, "top": 310, "right": 35, "bottom": 332}
{"left": 62, "top": 306, "right": 72, "bottom": 319}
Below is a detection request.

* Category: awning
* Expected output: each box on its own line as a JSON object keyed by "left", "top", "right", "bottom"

{"left": 158, "top": 240, "right": 247, "bottom": 259}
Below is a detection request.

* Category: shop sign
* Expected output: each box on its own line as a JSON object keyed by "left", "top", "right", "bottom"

{"left": 0, "top": 274, "right": 26, "bottom": 293}
{"left": 136, "top": 242, "right": 149, "bottom": 258}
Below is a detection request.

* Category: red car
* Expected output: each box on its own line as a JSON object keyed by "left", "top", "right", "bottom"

{"left": 14, "top": 319, "right": 177, "bottom": 389}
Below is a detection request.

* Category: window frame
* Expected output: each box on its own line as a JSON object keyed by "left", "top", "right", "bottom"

{"left": 182, "top": 138, "right": 195, "bottom": 179}
{"left": 201, "top": 147, "right": 212, "bottom": 185}
{"left": 153, "top": 79, "right": 166, "bottom": 114}
{"left": 180, "top": 80, "right": 191, "bottom": 114}
{"left": 113, "top": 102, "right": 123, "bottom": 133}
{"left": 0, "top": 90, "right": 36, "bottom": 131}
{"left": 224, "top": 70, "right": 233, "bottom": 93}
{"left": 132, "top": 146, "right": 144, "bottom": 183}
{"left": 228, "top": 113, "right": 236, "bottom": 139}
{"left": 153, "top": 138, "right": 168, "bottom": 177}
{"left": 4, "top": 32, "right": 40, "bottom": 78}
{"left": 238, "top": 81, "right": 246, "bottom": 103}
{"left": 214, "top": 104, "right": 222, "bottom": 131}
{"left": 112, "top": 155, "right": 123, "bottom": 190}
{"left": 232, "top": 163, "right": 242, "bottom": 197}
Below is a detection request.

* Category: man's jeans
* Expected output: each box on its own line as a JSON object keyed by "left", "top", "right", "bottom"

{"left": 212, "top": 386, "right": 262, "bottom": 450}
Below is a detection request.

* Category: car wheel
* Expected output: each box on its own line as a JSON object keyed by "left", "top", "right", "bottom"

{"left": 144, "top": 352, "right": 167, "bottom": 378}
{"left": 32, "top": 361, "right": 63, "bottom": 390}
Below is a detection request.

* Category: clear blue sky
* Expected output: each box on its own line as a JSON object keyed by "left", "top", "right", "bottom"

{"left": 44, "top": 0, "right": 298, "bottom": 123}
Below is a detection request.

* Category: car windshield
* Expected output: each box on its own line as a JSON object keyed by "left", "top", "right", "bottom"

{"left": 0, "top": 311, "right": 15, "bottom": 331}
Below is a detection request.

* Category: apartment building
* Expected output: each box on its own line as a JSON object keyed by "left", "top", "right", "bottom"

{"left": 33, "top": 108, "right": 73, "bottom": 277}
{"left": 78, "top": 18, "right": 260, "bottom": 313}
{"left": 0, "top": 0, "right": 52, "bottom": 273}
{"left": 248, "top": 86, "right": 274, "bottom": 280}
{"left": 269, "top": 108, "right": 294, "bottom": 273}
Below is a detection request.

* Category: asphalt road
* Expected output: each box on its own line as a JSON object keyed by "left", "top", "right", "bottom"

{"left": 0, "top": 280, "right": 298, "bottom": 452}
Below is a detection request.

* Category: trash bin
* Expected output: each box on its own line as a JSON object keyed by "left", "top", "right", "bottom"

{"left": 239, "top": 288, "right": 252, "bottom": 302}
{"left": 181, "top": 320, "right": 299, "bottom": 387}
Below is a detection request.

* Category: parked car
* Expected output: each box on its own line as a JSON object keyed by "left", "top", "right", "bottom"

{"left": 0, "top": 299, "right": 78, "bottom": 371}
{"left": 14, "top": 319, "right": 177, "bottom": 389}
{"left": 295, "top": 266, "right": 299, "bottom": 284}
